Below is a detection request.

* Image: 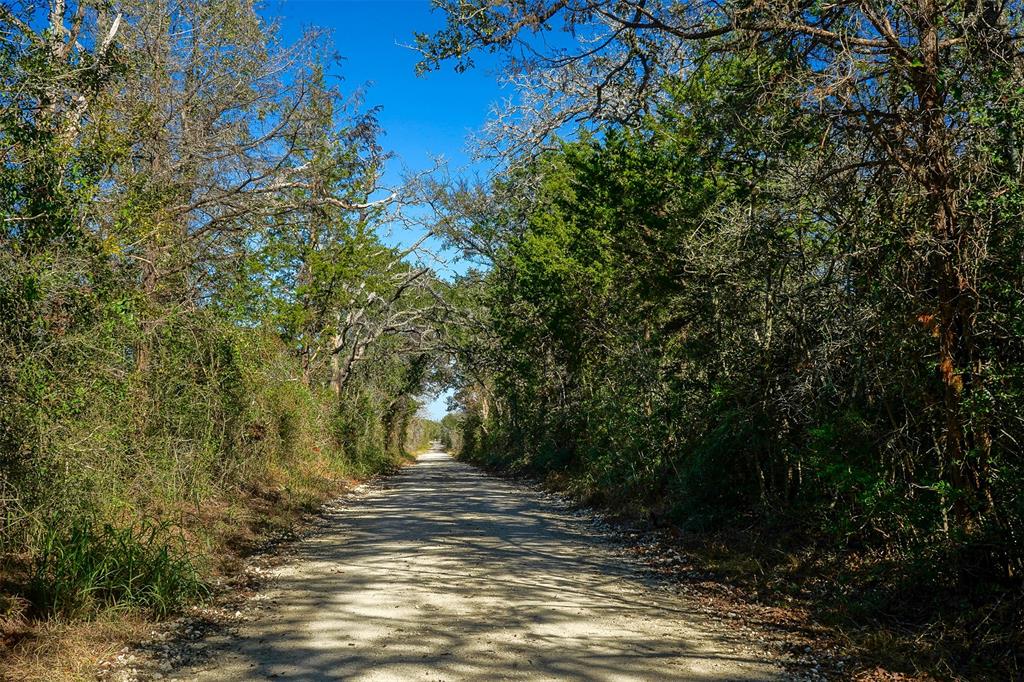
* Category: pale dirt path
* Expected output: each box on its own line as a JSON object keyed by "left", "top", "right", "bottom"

{"left": 185, "top": 450, "right": 782, "bottom": 681}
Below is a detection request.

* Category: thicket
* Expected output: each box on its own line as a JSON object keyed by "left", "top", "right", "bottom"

{"left": 1, "top": 0, "right": 440, "bottom": 623}
{"left": 421, "top": 1, "right": 1024, "bottom": 676}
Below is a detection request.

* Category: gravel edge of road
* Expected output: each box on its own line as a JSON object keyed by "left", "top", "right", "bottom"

{"left": 450, "top": 462, "right": 854, "bottom": 682}
{"left": 95, "top": 472, "right": 400, "bottom": 682}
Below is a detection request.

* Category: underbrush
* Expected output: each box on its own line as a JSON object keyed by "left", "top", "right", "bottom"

{"left": 0, "top": 448, "right": 398, "bottom": 681}
{"left": 0, "top": 313, "right": 417, "bottom": 679}
{"left": 684, "top": 528, "right": 1023, "bottom": 681}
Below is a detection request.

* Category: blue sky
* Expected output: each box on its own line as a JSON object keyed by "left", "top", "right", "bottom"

{"left": 267, "top": 0, "right": 503, "bottom": 418}
{"left": 268, "top": 0, "right": 503, "bottom": 214}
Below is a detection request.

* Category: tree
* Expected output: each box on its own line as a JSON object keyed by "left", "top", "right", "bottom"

{"left": 1, "top": 2, "right": 448, "bottom": 610}
{"left": 417, "top": 0, "right": 1024, "bottom": 532}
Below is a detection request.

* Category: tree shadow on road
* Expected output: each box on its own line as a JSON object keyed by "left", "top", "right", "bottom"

{"left": 187, "top": 453, "right": 781, "bottom": 681}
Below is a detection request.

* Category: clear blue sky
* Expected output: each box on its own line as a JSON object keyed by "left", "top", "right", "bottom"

{"left": 267, "top": 0, "right": 502, "bottom": 419}
{"left": 268, "top": 0, "right": 502, "bottom": 201}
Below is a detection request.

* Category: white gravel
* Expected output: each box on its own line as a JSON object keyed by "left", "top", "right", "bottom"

{"left": 175, "top": 450, "right": 783, "bottom": 681}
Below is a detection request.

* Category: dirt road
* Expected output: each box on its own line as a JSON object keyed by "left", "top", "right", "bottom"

{"left": 186, "top": 450, "right": 781, "bottom": 681}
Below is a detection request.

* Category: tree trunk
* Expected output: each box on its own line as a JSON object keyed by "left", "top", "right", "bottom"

{"left": 915, "top": 0, "right": 990, "bottom": 530}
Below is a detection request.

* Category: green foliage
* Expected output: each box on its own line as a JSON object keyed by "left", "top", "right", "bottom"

{"left": 1, "top": 1, "right": 440, "bottom": 625}
{"left": 445, "top": 42, "right": 1024, "bottom": 674}
{"left": 437, "top": 413, "right": 463, "bottom": 452}
{"left": 29, "top": 517, "right": 209, "bottom": 619}
{"left": 404, "top": 416, "right": 444, "bottom": 453}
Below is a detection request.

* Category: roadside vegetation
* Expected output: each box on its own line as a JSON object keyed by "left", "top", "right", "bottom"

{"left": 420, "top": 2, "right": 1024, "bottom": 679}
{"left": 1, "top": 2, "right": 444, "bottom": 676}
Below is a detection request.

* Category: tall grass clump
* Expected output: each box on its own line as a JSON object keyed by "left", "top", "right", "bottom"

{"left": 29, "top": 517, "right": 208, "bottom": 619}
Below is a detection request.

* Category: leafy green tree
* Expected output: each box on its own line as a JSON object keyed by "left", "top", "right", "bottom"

{"left": 432, "top": 38, "right": 1023, "bottom": 674}
{"left": 1, "top": 1, "right": 446, "bottom": 621}
{"left": 419, "top": 0, "right": 1024, "bottom": 538}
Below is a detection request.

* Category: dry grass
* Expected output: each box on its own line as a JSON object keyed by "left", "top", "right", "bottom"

{"left": 1, "top": 613, "right": 148, "bottom": 682}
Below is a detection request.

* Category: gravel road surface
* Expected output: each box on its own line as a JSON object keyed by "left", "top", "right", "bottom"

{"left": 185, "top": 450, "right": 781, "bottom": 681}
